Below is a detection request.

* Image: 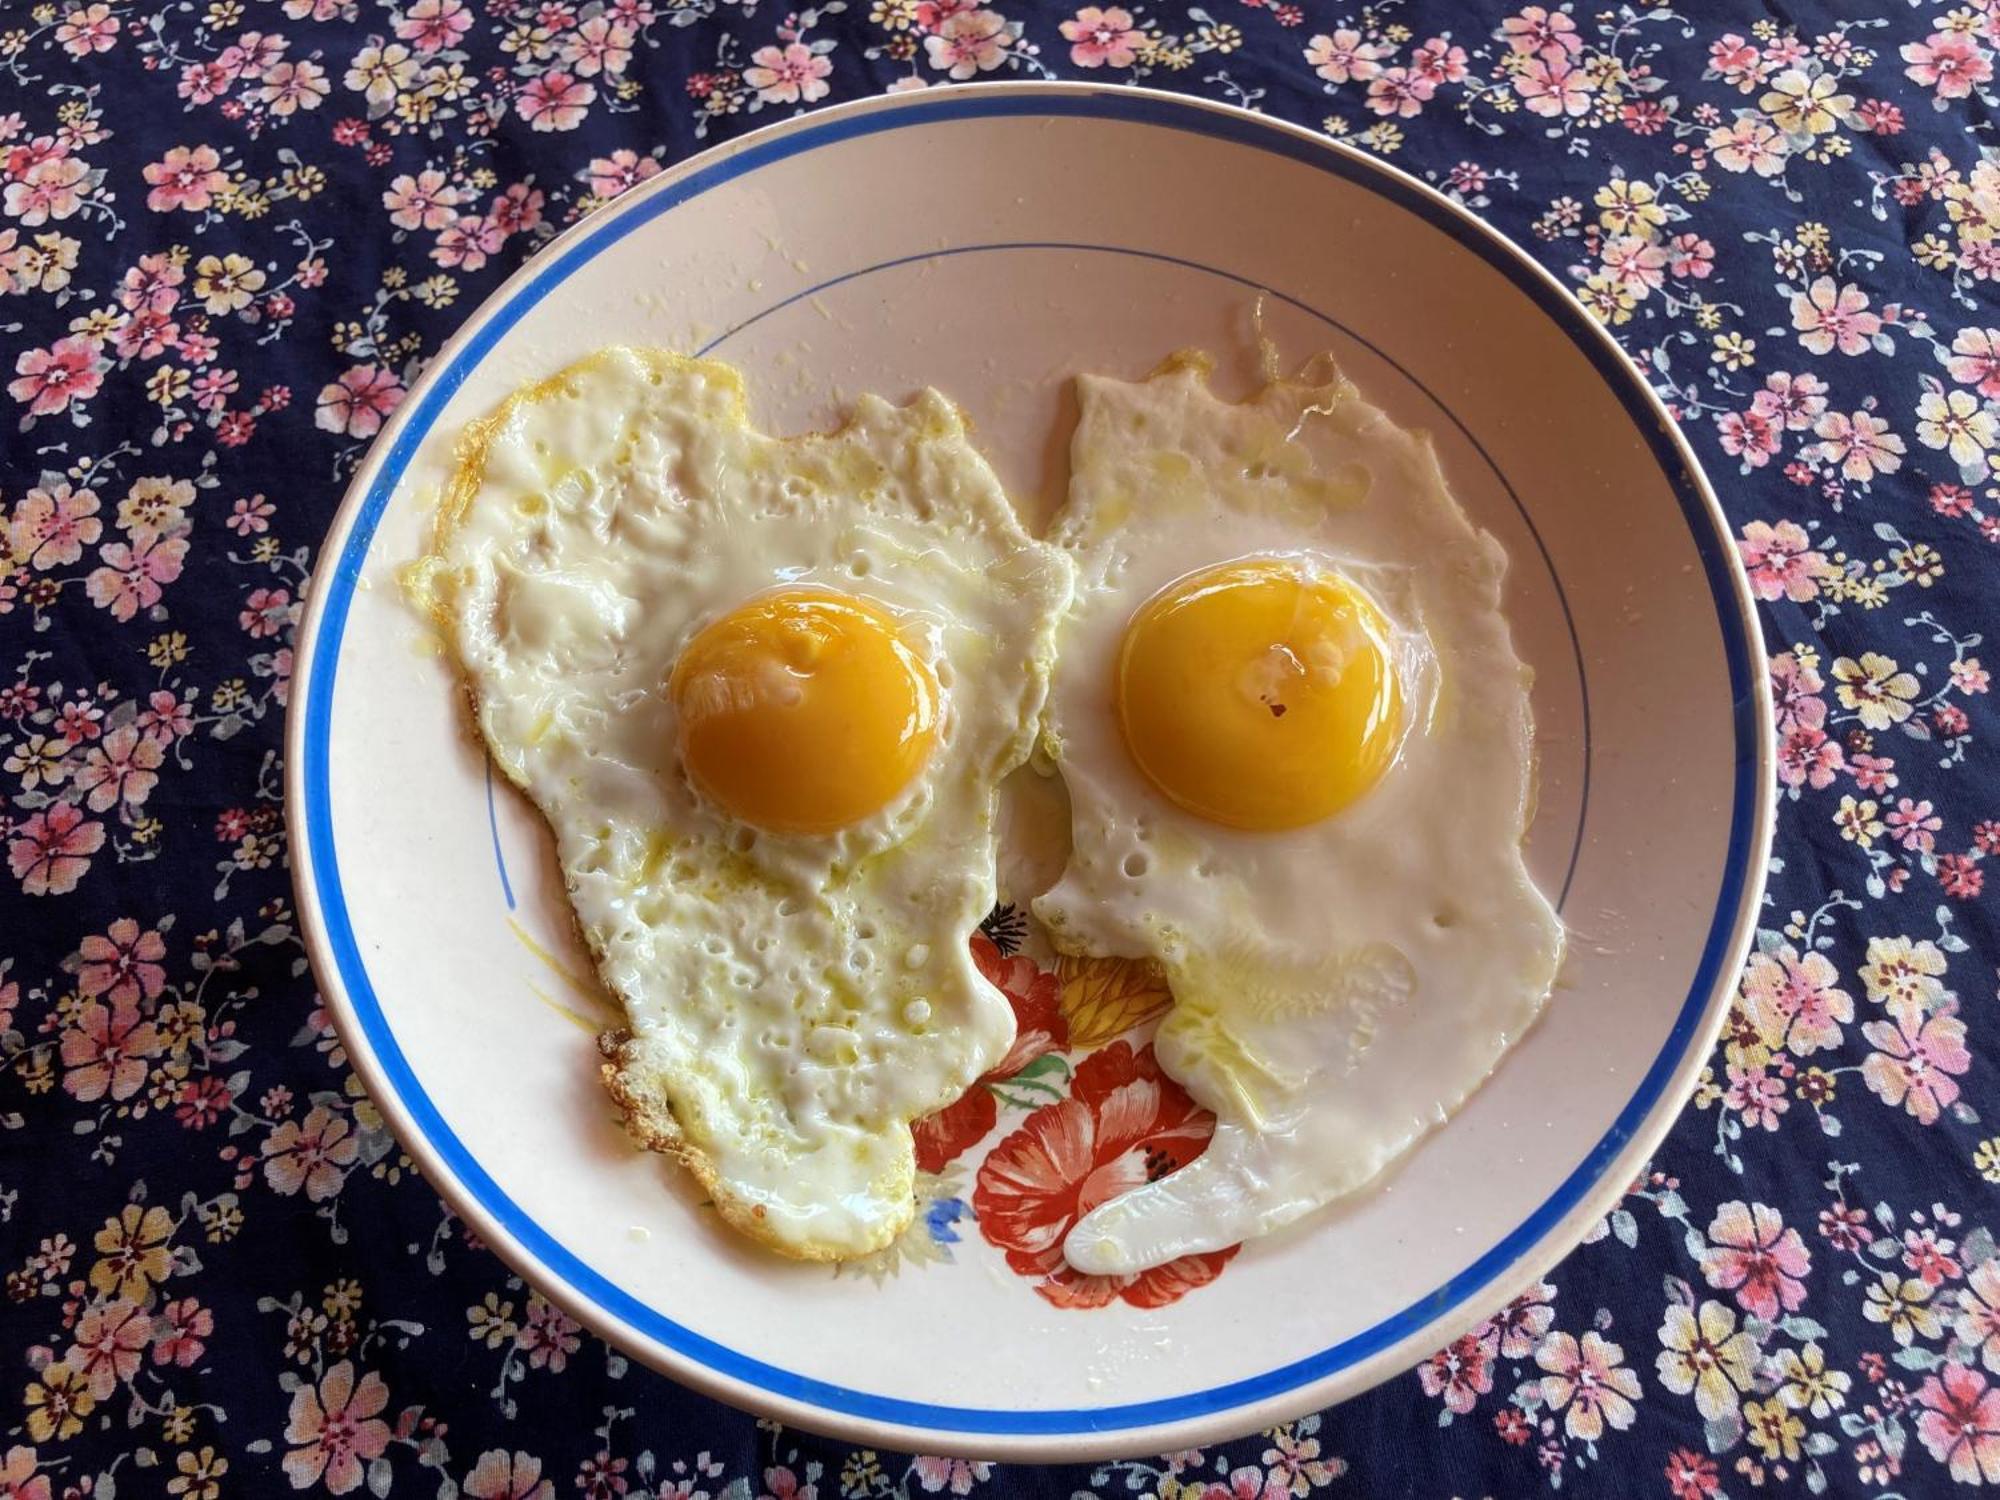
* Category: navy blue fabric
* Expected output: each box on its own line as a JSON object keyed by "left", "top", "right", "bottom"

{"left": 3, "top": 3, "right": 1998, "bottom": 1495}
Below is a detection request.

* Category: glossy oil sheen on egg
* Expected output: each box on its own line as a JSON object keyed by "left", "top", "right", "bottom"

{"left": 412, "top": 348, "right": 1073, "bottom": 1261}
{"left": 1033, "top": 351, "right": 1564, "bottom": 1277}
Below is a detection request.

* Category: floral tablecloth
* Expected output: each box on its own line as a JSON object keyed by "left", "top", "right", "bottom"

{"left": 5, "top": 0, "right": 2000, "bottom": 1495}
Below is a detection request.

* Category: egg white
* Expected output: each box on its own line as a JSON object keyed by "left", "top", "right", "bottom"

{"left": 1034, "top": 353, "right": 1564, "bottom": 1276}
{"left": 414, "top": 348, "right": 1073, "bottom": 1259}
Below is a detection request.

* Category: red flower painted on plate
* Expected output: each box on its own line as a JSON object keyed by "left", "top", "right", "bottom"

{"left": 910, "top": 932, "right": 1067, "bottom": 1173}
{"left": 973, "top": 1038, "right": 1236, "bottom": 1309}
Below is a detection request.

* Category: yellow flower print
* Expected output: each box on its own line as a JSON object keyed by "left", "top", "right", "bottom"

{"left": 1773, "top": 1341, "right": 1850, "bottom": 1417}
{"left": 1595, "top": 176, "right": 1667, "bottom": 235}
{"left": 1743, "top": 1397, "right": 1805, "bottom": 1461}
{"left": 1712, "top": 332, "right": 1757, "bottom": 370}
{"left": 1859, "top": 935, "right": 1949, "bottom": 1014}
{"left": 1655, "top": 1300, "right": 1758, "bottom": 1419}
{"left": 1863, "top": 1272, "right": 1944, "bottom": 1345}
{"left": 1975, "top": 1137, "right": 2000, "bottom": 1184}
{"left": 1833, "top": 652, "right": 1920, "bottom": 729}
{"left": 192, "top": 252, "right": 266, "bottom": 315}
{"left": 89, "top": 1202, "right": 176, "bottom": 1301}
{"left": 1835, "top": 795, "right": 1884, "bottom": 848}
{"left": 1759, "top": 68, "right": 1853, "bottom": 136}
{"left": 25, "top": 1360, "right": 96, "bottom": 1442}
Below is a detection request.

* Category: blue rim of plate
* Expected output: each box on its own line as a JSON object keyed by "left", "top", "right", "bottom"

{"left": 298, "top": 87, "right": 1760, "bottom": 1440}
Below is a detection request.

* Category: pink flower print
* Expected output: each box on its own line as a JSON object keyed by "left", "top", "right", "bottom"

{"left": 179, "top": 59, "right": 232, "bottom": 103}
{"left": 560, "top": 15, "right": 635, "bottom": 77}
{"left": 924, "top": 10, "right": 1008, "bottom": 77}
{"left": 584, "top": 150, "right": 659, "bottom": 199}
{"left": 10, "top": 335, "right": 104, "bottom": 416}
{"left": 71, "top": 726, "right": 163, "bottom": 812}
{"left": 1366, "top": 67, "right": 1437, "bottom": 118}
{"left": 1061, "top": 6, "right": 1143, "bottom": 68}
{"left": 516, "top": 1295, "right": 579, "bottom": 1371}
{"left": 1756, "top": 369, "right": 1829, "bottom": 430}
{"left": 759, "top": 1466, "right": 815, "bottom": 1500}
{"left": 10, "top": 482, "right": 101, "bottom": 568}
{"left": 262, "top": 1105, "right": 361, "bottom": 1200}
{"left": 515, "top": 70, "right": 596, "bottom": 130}
{"left": 1303, "top": 28, "right": 1384, "bottom": 84}
{"left": 258, "top": 56, "right": 332, "bottom": 114}
{"left": 152, "top": 1297, "right": 213, "bottom": 1367}
{"left": 910, "top": 1459, "right": 992, "bottom": 1496}
{"left": 136, "top": 690, "right": 193, "bottom": 745}
{"left": 1958, "top": 1261, "right": 2000, "bottom": 1373}
{"left": 76, "top": 918, "right": 167, "bottom": 1006}
{"left": 1501, "top": 7, "right": 1581, "bottom": 60}
{"left": 1724, "top": 1064, "right": 1786, "bottom": 1129}
{"left": 912, "top": 0, "right": 974, "bottom": 33}
{"left": 1784, "top": 720, "right": 1840, "bottom": 788}
{"left": 61, "top": 698, "right": 107, "bottom": 743}
{"left": 1601, "top": 236, "right": 1668, "bottom": 295}
{"left": 1411, "top": 37, "right": 1469, "bottom": 83}
{"left": 1707, "top": 116, "right": 1788, "bottom": 177}
{"left": 1903, "top": 32, "right": 1994, "bottom": 99}
{"left": 1791, "top": 277, "right": 1882, "bottom": 356}
{"left": 1738, "top": 520, "right": 1828, "bottom": 601}
{"left": 86, "top": 528, "right": 189, "bottom": 621}
{"left": 1418, "top": 1331, "right": 1495, "bottom": 1414}
{"left": 227, "top": 494, "right": 275, "bottom": 535}
{"left": 67, "top": 1298, "right": 149, "bottom": 1400}
{"left": 1717, "top": 408, "right": 1780, "bottom": 467}
{"left": 1513, "top": 54, "right": 1597, "bottom": 117}
{"left": 1947, "top": 327, "right": 2000, "bottom": 399}
{"left": 56, "top": 4, "right": 119, "bottom": 55}
{"left": 142, "top": 146, "right": 228, "bottom": 213}
{"left": 3, "top": 155, "right": 88, "bottom": 226}
{"left": 382, "top": 169, "right": 462, "bottom": 231}
{"left": 488, "top": 183, "right": 543, "bottom": 237}
{"left": 1184, "top": 1468, "right": 1288, "bottom": 1500}
{"left": 1811, "top": 409, "right": 1905, "bottom": 483}
{"left": 1667, "top": 232, "right": 1715, "bottom": 278}
{"left": 1770, "top": 650, "right": 1827, "bottom": 734}
{"left": 743, "top": 42, "right": 832, "bottom": 104}
{"left": 1886, "top": 797, "right": 1943, "bottom": 853}
{"left": 1916, "top": 1363, "right": 2000, "bottom": 1484}
{"left": 215, "top": 30, "right": 284, "bottom": 78}
{"left": 283, "top": 1362, "right": 392, "bottom": 1494}
{"left": 1740, "top": 945, "right": 1851, "bottom": 1055}
{"left": 1698, "top": 1200, "right": 1812, "bottom": 1321}
{"left": 1708, "top": 33, "right": 1769, "bottom": 91}
{"left": 1535, "top": 1331, "right": 1642, "bottom": 1441}
{"left": 240, "top": 586, "right": 294, "bottom": 639}
{"left": 1903, "top": 1227, "right": 1962, "bottom": 1288}
{"left": 1487, "top": 1281, "right": 1557, "bottom": 1359}
{"left": 9, "top": 803, "right": 105, "bottom": 896}
{"left": 433, "top": 214, "right": 504, "bottom": 270}
{"left": 1862, "top": 1008, "right": 1970, "bottom": 1125}
{"left": 395, "top": 0, "right": 473, "bottom": 52}
{"left": 315, "top": 364, "right": 404, "bottom": 438}
{"left": 0, "top": 1445, "right": 50, "bottom": 1500}
{"left": 60, "top": 997, "right": 158, "bottom": 1099}
{"left": 465, "top": 1450, "right": 555, "bottom": 1500}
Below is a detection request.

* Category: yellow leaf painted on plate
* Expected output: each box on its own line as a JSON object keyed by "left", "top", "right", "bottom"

{"left": 1055, "top": 953, "right": 1171, "bottom": 1048}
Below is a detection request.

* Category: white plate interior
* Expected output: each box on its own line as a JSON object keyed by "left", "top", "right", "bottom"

{"left": 292, "top": 88, "right": 1765, "bottom": 1459}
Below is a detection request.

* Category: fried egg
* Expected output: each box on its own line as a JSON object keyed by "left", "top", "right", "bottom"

{"left": 413, "top": 348, "right": 1073, "bottom": 1260}
{"left": 1033, "top": 352, "right": 1563, "bottom": 1276}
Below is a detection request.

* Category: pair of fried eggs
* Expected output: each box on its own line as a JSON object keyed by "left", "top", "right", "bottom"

{"left": 413, "top": 346, "right": 1563, "bottom": 1275}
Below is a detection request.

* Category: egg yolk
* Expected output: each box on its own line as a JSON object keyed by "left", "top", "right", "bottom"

{"left": 1116, "top": 559, "right": 1401, "bottom": 831}
{"left": 671, "top": 589, "right": 940, "bottom": 835}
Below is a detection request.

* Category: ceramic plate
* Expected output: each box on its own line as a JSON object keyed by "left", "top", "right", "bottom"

{"left": 286, "top": 83, "right": 1773, "bottom": 1461}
